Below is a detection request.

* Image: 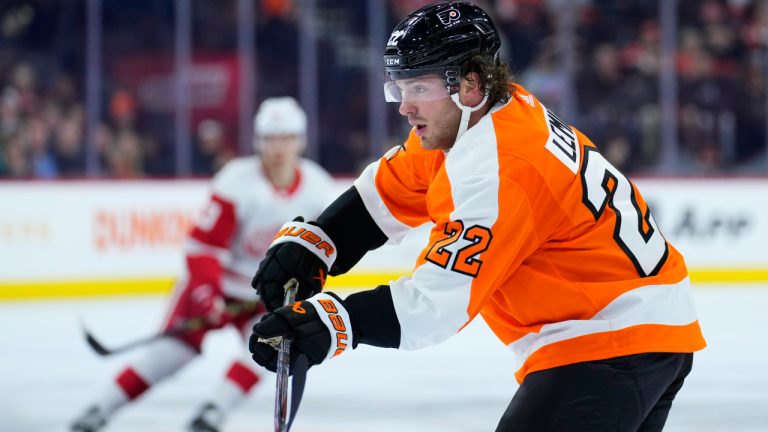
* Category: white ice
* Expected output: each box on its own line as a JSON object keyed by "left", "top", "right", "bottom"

{"left": 1, "top": 286, "right": 767, "bottom": 432}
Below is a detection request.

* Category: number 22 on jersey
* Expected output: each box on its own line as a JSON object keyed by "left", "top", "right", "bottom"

{"left": 425, "top": 220, "right": 493, "bottom": 278}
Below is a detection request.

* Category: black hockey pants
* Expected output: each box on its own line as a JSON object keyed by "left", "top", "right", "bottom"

{"left": 496, "top": 352, "right": 693, "bottom": 432}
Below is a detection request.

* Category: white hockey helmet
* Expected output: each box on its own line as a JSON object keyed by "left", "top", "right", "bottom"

{"left": 253, "top": 97, "right": 307, "bottom": 150}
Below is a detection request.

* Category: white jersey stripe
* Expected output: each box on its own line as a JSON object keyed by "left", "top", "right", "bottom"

{"left": 354, "top": 159, "right": 414, "bottom": 245}
{"left": 508, "top": 276, "right": 698, "bottom": 371}
{"left": 391, "top": 114, "right": 500, "bottom": 351}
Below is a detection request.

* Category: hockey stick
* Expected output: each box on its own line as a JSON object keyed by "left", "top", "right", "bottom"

{"left": 274, "top": 278, "right": 298, "bottom": 432}
{"left": 82, "top": 300, "right": 260, "bottom": 356}
{"left": 256, "top": 278, "right": 306, "bottom": 432}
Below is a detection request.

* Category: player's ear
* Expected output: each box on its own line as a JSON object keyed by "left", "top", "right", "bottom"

{"left": 461, "top": 72, "right": 481, "bottom": 97}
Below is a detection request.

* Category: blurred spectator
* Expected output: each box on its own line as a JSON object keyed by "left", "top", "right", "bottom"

{"left": 107, "top": 130, "right": 143, "bottom": 178}
{"left": 193, "top": 119, "right": 232, "bottom": 176}
{"left": 9, "top": 62, "right": 36, "bottom": 114}
{"left": 518, "top": 38, "right": 566, "bottom": 109}
{"left": 677, "top": 25, "right": 736, "bottom": 170}
{"left": 53, "top": 116, "right": 85, "bottom": 177}
{"left": 1, "top": 134, "right": 29, "bottom": 178}
{"left": 51, "top": 73, "right": 79, "bottom": 110}
{"left": 39, "top": 99, "right": 64, "bottom": 132}
{"left": 579, "top": 44, "right": 624, "bottom": 113}
{"left": 109, "top": 90, "right": 137, "bottom": 132}
{"left": 94, "top": 123, "right": 114, "bottom": 169}
{"left": 141, "top": 134, "right": 173, "bottom": 176}
{"left": 495, "top": 0, "right": 554, "bottom": 73}
{"left": 261, "top": 0, "right": 294, "bottom": 19}
{"left": 1, "top": 87, "right": 22, "bottom": 139}
{"left": 735, "top": 63, "right": 766, "bottom": 163}
{"left": 577, "top": 43, "right": 646, "bottom": 172}
{"left": 23, "top": 116, "right": 58, "bottom": 178}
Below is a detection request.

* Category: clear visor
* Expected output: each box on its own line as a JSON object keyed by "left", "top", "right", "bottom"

{"left": 383, "top": 67, "right": 460, "bottom": 103}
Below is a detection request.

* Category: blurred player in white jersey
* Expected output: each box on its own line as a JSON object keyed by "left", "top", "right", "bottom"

{"left": 71, "top": 97, "right": 335, "bottom": 432}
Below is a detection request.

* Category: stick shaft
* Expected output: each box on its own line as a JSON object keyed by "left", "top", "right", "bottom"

{"left": 83, "top": 302, "right": 257, "bottom": 357}
{"left": 275, "top": 279, "right": 298, "bottom": 432}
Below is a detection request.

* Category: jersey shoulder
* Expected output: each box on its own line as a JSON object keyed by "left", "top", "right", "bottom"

{"left": 211, "top": 156, "right": 265, "bottom": 202}
{"left": 483, "top": 87, "right": 589, "bottom": 233}
{"left": 445, "top": 86, "right": 551, "bottom": 187}
{"left": 298, "top": 157, "right": 333, "bottom": 185}
{"left": 382, "top": 128, "right": 445, "bottom": 187}
{"left": 491, "top": 86, "right": 587, "bottom": 185}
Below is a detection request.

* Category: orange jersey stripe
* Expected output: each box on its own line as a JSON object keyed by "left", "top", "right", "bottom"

{"left": 514, "top": 320, "right": 706, "bottom": 383}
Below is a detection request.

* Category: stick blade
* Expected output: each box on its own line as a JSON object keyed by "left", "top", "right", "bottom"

{"left": 84, "top": 330, "right": 113, "bottom": 356}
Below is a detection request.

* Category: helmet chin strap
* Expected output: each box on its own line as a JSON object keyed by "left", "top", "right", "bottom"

{"left": 451, "top": 92, "right": 489, "bottom": 144}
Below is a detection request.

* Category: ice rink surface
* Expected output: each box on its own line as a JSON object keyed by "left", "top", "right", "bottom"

{"left": 1, "top": 285, "right": 767, "bottom": 432}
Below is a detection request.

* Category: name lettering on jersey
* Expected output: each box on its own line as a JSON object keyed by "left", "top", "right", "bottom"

{"left": 542, "top": 105, "right": 580, "bottom": 175}
{"left": 274, "top": 226, "right": 335, "bottom": 258}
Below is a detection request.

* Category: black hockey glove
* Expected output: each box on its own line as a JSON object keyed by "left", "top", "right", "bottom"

{"left": 249, "top": 292, "right": 355, "bottom": 373}
{"left": 252, "top": 217, "right": 338, "bottom": 312}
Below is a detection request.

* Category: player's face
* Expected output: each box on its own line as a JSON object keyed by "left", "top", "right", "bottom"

{"left": 398, "top": 89, "right": 461, "bottom": 151}
{"left": 260, "top": 134, "right": 303, "bottom": 167}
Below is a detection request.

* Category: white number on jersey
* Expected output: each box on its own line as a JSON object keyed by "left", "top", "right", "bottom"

{"left": 198, "top": 200, "right": 222, "bottom": 232}
{"left": 580, "top": 147, "right": 668, "bottom": 277}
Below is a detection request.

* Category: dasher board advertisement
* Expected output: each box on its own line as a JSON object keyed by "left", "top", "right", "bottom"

{"left": 0, "top": 178, "right": 766, "bottom": 299}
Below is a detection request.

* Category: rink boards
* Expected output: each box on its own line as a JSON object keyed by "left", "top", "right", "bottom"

{"left": 1, "top": 178, "right": 767, "bottom": 299}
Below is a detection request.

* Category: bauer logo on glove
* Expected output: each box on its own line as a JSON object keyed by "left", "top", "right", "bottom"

{"left": 271, "top": 220, "right": 337, "bottom": 268}
{"left": 249, "top": 292, "right": 355, "bottom": 373}
{"left": 314, "top": 298, "right": 350, "bottom": 358}
{"left": 252, "top": 217, "right": 338, "bottom": 312}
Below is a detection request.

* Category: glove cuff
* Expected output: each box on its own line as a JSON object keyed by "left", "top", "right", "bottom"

{"left": 271, "top": 222, "right": 337, "bottom": 270}
{"left": 305, "top": 292, "right": 353, "bottom": 360}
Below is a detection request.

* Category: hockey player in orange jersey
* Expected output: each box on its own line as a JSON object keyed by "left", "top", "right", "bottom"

{"left": 249, "top": 2, "right": 706, "bottom": 431}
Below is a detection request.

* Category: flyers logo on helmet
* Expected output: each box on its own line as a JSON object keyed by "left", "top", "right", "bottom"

{"left": 437, "top": 8, "right": 460, "bottom": 25}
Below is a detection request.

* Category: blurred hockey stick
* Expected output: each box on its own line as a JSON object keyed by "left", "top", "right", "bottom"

{"left": 81, "top": 300, "right": 260, "bottom": 356}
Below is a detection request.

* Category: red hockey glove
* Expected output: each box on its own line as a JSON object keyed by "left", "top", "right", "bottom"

{"left": 188, "top": 282, "right": 227, "bottom": 327}
{"left": 186, "top": 254, "right": 227, "bottom": 328}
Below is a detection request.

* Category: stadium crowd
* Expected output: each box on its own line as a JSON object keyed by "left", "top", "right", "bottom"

{"left": 0, "top": 0, "right": 766, "bottom": 178}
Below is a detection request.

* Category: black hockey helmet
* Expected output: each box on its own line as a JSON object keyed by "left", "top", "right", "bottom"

{"left": 383, "top": 1, "right": 500, "bottom": 103}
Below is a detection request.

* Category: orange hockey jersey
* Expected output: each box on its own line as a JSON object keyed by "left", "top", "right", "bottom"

{"left": 353, "top": 85, "right": 706, "bottom": 383}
